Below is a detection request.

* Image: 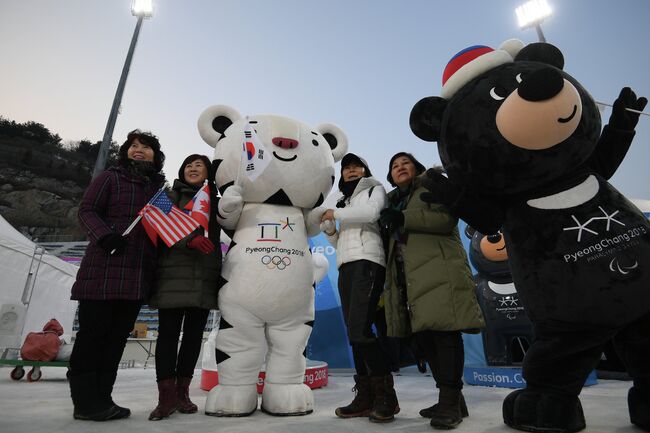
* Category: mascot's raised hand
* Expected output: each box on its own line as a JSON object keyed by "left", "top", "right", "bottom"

{"left": 608, "top": 87, "right": 647, "bottom": 131}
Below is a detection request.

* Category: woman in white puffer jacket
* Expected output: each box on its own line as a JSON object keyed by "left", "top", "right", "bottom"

{"left": 320, "top": 153, "right": 398, "bottom": 423}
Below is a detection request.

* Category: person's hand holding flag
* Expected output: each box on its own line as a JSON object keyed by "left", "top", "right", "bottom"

{"left": 187, "top": 235, "right": 215, "bottom": 254}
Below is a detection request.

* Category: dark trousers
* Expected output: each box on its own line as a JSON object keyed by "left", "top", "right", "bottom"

{"left": 69, "top": 300, "right": 141, "bottom": 412}
{"left": 524, "top": 312, "right": 650, "bottom": 397}
{"left": 339, "top": 260, "right": 391, "bottom": 376}
{"left": 414, "top": 330, "right": 465, "bottom": 390}
{"left": 155, "top": 307, "right": 210, "bottom": 381}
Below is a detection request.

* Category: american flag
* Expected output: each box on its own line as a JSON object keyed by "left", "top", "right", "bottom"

{"left": 139, "top": 189, "right": 200, "bottom": 247}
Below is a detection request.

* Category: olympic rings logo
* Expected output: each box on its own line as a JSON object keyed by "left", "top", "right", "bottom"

{"left": 261, "top": 255, "right": 291, "bottom": 270}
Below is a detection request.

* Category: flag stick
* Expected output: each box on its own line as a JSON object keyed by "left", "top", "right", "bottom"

{"left": 595, "top": 100, "right": 650, "bottom": 117}
{"left": 110, "top": 187, "right": 165, "bottom": 255}
{"left": 203, "top": 179, "right": 209, "bottom": 237}
{"left": 235, "top": 118, "right": 249, "bottom": 187}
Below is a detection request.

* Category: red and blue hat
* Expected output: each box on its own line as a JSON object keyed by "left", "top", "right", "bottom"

{"left": 440, "top": 39, "right": 524, "bottom": 99}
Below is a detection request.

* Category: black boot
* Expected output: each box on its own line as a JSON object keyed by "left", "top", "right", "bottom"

{"left": 420, "top": 390, "right": 468, "bottom": 419}
{"left": 369, "top": 375, "right": 400, "bottom": 423}
{"left": 429, "top": 387, "right": 465, "bottom": 430}
{"left": 97, "top": 368, "right": 131, "bottom": 419}
{"left": 70, "top": 372, "right": 126, "bottom": 421}
{"left": 629, "top": 380, "right": 650, "bottom": 431}
{"left": 335, "top": 375, "right": 373, "bottom": 418}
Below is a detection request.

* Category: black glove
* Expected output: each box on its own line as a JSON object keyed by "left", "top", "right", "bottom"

{"left": 419, "top": 168, "right": 457, "bottom": 206}
{"left": 608, "top": 87, "right": 647, "bottom": 131}
{"left": 98, "top": 233, "right": 128, "bottom": 255}
{"left": 379, "top": 208, "right": 404, "bottom": 232}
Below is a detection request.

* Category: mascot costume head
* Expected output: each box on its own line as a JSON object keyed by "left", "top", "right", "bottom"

{"left": 198, "top": 105, "right": 346, "bottom": 417}
{"left": 410, "top": 40, "right": 650, "bottom": 432}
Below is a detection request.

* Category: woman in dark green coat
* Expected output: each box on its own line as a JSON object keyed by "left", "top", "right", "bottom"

{"left": 148, "top": 154, "right": 222, "bottom": 421}
{"left": 379, "top": 152, "right": 484, "bottom": 430}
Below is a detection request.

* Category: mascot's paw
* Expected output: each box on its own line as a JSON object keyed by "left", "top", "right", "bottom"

{"left": 219, "top": 185, "right": 244, "bottom": 213}
{"left": 420, "top": 168, "right": 455, "bottom": 206}
{"left": 629, "top": 384, "right": 650, "bottom": 431}
{"left": 204, "top": 384, "right": 258, "bottom": 417}
{"left": 502, "top": 389, "right": 586, "bottom": 433}
{"left": 260, "top": 383, "right": 314, "bottom": 416}
{"left": 312, "top": 252, "right": 329, "bottom": 284}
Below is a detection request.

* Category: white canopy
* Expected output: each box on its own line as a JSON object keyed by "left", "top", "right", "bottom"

{"left": 631, "top": 198, "right": 650, "bottom": 214}
{"left": 0, "top": 215, "right": 78, "bottom": 351}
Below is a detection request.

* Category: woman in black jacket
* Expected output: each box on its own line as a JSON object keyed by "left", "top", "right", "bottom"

{"left": 148, "top": 154, "right": 222, "bottom": 420}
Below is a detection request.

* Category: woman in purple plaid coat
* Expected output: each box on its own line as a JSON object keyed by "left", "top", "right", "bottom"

{"left": 68, "top": 130, "right": 165, "bottom": 422}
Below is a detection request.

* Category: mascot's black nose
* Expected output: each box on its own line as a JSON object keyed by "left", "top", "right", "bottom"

{"left": 518, "top": 67, "right": 564, "bottom": 102}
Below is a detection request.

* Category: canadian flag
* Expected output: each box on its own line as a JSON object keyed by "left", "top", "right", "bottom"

{"left": 184, "top": 181, "right": 210, "bottom": 232}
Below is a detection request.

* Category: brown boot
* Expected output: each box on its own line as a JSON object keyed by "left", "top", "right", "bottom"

{"left": 176, "top": 376, "right": 198, "bottom": 414}
{"left": 335, "top": 375, "right": 373, "bottom": 418}
{"left": 429, "top": 387, "right": 464, "bottom": 430}
{"left": 369, "top": 375, "right": 400, "bottom": 423}
{"left": 149, "top": 378, "right": 178, "bottom": 421}
{"left": 420, "top": 391, "right": 468, "bottom": 418}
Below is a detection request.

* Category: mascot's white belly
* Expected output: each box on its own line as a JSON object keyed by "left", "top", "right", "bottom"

{"left": 221, "top": 203, "right": 313, "bottom": 322}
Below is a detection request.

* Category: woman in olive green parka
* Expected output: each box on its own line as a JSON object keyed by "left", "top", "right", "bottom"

{"left": 379, "top": 152, "right": 484, "bottom": 430}
{"left": 148, "top": 154, "right": 222, "bottom": 421}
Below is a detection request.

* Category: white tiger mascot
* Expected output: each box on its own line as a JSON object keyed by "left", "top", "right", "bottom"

{"left": 198, "top": 105, "right": 347, "bottom": 416}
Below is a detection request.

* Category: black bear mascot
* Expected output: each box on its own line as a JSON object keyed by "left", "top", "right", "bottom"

{"left": 410, "top": 39, "right": 650, "bottom": 432}
{"left": 465, "top": 227, "right": 534, "bottom": 366}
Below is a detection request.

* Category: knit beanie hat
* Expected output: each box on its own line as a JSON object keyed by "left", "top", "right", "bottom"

{"left": 338, "top": 153, "right": 371, "bottom": 191}
{"left": 441, "top": 39, "right": 524, "bottom": 99}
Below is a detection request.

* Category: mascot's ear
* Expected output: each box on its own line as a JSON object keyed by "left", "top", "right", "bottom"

{"left": 464, "top": 225, "right": 476, "bottom": 239}
{"left": 515, "top": 42, "right": 564, "bottom": 70}
{"left": 410, "top": 96, "right": 447, "bottom": 142}
{"left": 197, "top": 105, "right": 242, "bottom": 148}
{"left": 314, "top": 123, "right": 348, "bottom": 162}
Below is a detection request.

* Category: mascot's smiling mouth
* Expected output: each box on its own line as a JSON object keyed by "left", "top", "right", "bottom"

{"left": 557, "top": 105, "right": 577, "bottom": 123}
{"left": 273, "top": 151, "right": 297, "bottom": 162}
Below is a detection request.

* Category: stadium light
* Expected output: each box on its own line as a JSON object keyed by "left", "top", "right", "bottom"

{"left": 515, "top": 0, "right": 552, "bottom": 43}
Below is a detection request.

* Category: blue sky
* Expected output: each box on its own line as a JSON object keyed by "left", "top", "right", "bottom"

{"left": 1, "top": 0, "right": 649, "bottom": 198}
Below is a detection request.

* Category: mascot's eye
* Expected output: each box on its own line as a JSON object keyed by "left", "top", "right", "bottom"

{"left": 515, "top": 73, "right": 523, "bottom": 83}
{"left": 312, "top": 139, "right": 319, "bottom": 146}
{"left": 489, "top": 86, "right": 506, "bottom": 101}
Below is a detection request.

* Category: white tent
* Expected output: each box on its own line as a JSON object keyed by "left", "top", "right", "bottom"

{"left": 0, "top": 215, "right": 78, "bottom": 352}
{"left": 631, "top": 198, "right": 650, "bottom": 215}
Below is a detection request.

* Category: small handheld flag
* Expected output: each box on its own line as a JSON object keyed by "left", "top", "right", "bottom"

{"left": 139, "top": 188, "right": 200, "bottom": 247}
{"left": 241, "top": 121, "right": 271, "bottom": 181}
{"left": 184, "top": 180, "right": 211, "bottom": 232}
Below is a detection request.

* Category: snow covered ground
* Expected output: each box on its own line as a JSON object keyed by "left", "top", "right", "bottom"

{"left": 0, "top": 366, "right": 642, "bottom": 433}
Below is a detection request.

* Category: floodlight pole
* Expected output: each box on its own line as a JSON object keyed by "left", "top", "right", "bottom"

{"left": 92, "top": 16, "right": 144, "bottom": 179}
{"left": 534, "top": 23, "right": 547, "bottom": 43}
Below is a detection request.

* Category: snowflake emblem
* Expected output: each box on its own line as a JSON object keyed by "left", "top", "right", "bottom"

{"left": 562, "top": 206, "right": 625, "bottom": 242}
